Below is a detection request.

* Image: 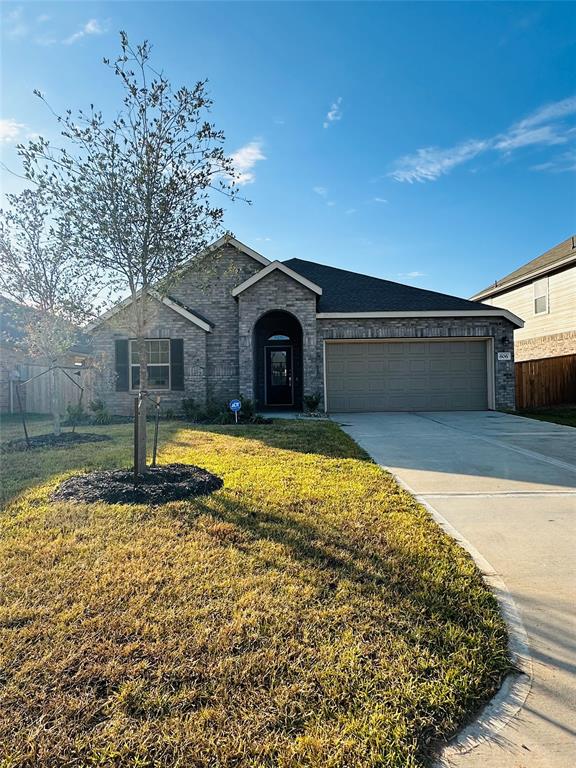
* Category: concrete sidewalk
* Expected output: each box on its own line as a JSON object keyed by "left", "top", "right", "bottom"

{"left": 335, "top": 411, "right": 576, "bottom": 768}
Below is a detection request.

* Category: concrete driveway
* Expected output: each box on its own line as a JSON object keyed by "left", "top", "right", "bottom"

{"left": 334, "top": 411, "right": 576, "bottom": 768}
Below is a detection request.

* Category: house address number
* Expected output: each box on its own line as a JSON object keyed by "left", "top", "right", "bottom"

{"left": 497, "top": 352, "right": 512, "bottom": 361}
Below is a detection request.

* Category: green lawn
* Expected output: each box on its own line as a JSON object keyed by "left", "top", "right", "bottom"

{"left": 0, "top": 417, "right": 510, "bottom": 767}
{"left": 516, "top": 407, "right": 576, "bottom": 428}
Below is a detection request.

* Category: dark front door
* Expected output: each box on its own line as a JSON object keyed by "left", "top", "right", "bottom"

{"left": 265, "top": 346, "right": 293, "bottom": 405}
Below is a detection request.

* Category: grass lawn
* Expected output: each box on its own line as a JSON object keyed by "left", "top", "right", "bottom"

{"left": 0, "top": 416, "right": 510, "bottom": 767}
{"left": 516, "top": 407, "right": 576, "bottom": 428}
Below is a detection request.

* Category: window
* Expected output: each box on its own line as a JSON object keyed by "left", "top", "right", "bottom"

{"left": 268, "top": 334, "right": 290, "bottom": 341}
{"left": 270, "top": 350, "right": 289, "bottom": 385}
{"left": 130, "top": 339, "right": 170, "bottom": 389}
{"left": 533, "top": 278, "right": 549, "bottom": 315}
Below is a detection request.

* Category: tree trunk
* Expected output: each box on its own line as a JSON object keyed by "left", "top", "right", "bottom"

{"left": 51, "top": 367, "right": 61, "bottom": 436}
{"left": 136, "top": 335, "right": 148, "bottom": 473}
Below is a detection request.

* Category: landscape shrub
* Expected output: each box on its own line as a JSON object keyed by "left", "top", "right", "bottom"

{"left": 89, "top": 398, "right": 112, "bottom": 425}
{"left": 181, "top": 397, "right": 270, "bottom": 425}
{"left": 64, "top": 401, "right": 90, "bottom": 425}
{"left": 303, "top": 392, "right": 322, "bottom": 412}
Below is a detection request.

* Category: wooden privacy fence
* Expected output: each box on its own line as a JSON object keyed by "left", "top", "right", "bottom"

{"left": 516, "top": 354, "right": 576, "bottom": 409}
{"left": 15, "top": 364, "right": 95, "bottom": 415}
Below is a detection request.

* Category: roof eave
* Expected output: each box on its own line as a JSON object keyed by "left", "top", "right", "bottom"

{"left": 316, "top": 309, "right": 524, "bottom": 328}
{"left": 86, "top": 290, "right": 212, "bottom": 333}
{"left": 471, "top": 251, "right": 576, "bottom": 301}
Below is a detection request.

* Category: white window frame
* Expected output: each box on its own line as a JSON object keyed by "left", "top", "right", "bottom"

{"left": 129, "top": 338, "right": 171, "bottom": 391}
{"left": 533, "top": 277, "right": 549, "bottom": 315}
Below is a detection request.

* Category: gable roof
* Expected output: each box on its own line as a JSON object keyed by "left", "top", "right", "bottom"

{"left": 231, "top": 260, "right": 322, "bottom": 298}
{"left": 471, "top": 235, "right": 576, "bottom": 301}
{"left": 284, "top": 258, "right": 508, "bottom": 314}
{"left": 179, "top": 234, "right": 270, "bottom": 272}
{"left": 87, "top": 235, "right": 268, "bottom": 331}
{"left": 85, "top": 290, "right": 212, "bottom": 332}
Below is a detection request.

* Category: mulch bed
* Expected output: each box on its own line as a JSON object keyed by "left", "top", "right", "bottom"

{"left": 51, "top": 463, "right": 223, "bottom": 505}
{"left": 1, "top": 433, "right": 112, "bottom": 454}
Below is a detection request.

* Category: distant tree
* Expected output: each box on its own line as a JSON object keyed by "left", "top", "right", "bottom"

{"left": 18, "top": 32, "right": 239, "bottom": 472}
{"left": 0, "top": 188, "right": 100, "bottom": 435}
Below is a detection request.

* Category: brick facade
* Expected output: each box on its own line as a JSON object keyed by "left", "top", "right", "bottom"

{"left": 515, "top": 330, "right": 576, "bottom": 362}
{"left": 169, "top": 245, "right": 262, "bottom": 402}
{"left": 92, "top": 300, "right": 207, "bottom": 416}
{"left": 93, "top": 243, "right": 517, "bottom": 414}
{"left": 237, "top": 270, "right": 319, "bottom": 401}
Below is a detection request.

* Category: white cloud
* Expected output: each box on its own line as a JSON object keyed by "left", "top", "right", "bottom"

{"left": 64, "top": 18, "right": 105, "bottom": 45}
{"left": 345, "top": 208, "right": 356, "bottom": 215}
{"left": 390, "top": 95, "right": 576, "bottom": 183}
{"left": 2, "top": 8, "right": 75, "bottom": 46}
{"left": 399, "top": 271, "right": 426, "bottom": 278}
{"left": 373, "top": 197, "right": 388, "bottom": 203}
{"left": 0, "top": 118, "right": 25, "bottom": 143}
{"left": 513, "top": 95, "right": 576, "bottom": 130}
{"left": 3, "top": 7, "right": 28, "bottom": 39}
{"left": 35, "top": 34, "right": 57, "bottom": 47}
{"left": 312, "top": 186, "right": 336, "bottom": 206}
{"left": 255, "top": 236, "right": 273, "bottom": 242}
{"left": 531, "top": 149, "right": 576, "bottom": 174}
{"left": 231, "top": 140, "right": 266, "bottom": 185}
{"left": 495, "top": 124, "right": 568, "bottom": 151}
{"left": 323, "top": 97, "right": 343, "bottom": 128}
{"left": 390, "top": 139, "right": 488, "bottom": 183}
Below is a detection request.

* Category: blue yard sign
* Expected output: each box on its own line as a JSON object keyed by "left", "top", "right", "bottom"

{"left": 229, "top": 398, "right": 241, "bottom": 422}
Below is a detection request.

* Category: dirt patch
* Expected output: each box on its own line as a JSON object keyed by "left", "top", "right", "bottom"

{"left": 1, "top": 432, "right": 112, "bottom": 454}
{"left": 51, "top": 464, "right": 223, "bottom": 505}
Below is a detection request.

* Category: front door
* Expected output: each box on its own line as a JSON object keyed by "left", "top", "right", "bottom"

{"left": 265, "top": 346, "right": 293, "bottom": 405}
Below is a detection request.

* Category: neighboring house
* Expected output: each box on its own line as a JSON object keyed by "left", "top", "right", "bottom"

{"left": 0, "top": 296, "right": 91, "bottom": 414}
{"left": 89, "top": 235, "right": 522, "bottom": 414}
{"left": 471, "top": 236, "right": 576, "bottom": 407}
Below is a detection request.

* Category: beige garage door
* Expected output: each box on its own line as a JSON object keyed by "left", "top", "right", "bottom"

{"left": 325, "top": 340, "right": 489, "bottom": 412}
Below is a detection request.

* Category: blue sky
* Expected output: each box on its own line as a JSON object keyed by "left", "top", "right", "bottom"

{"left": 1, "top": 1, "right": 575, "bottom": 298}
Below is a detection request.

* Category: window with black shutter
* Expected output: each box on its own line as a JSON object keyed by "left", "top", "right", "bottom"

{"left": 170, "top": 338, "right": 184, "bottom": 391}
{"left": 115, "top": 339, "right": 129, "bottom": 391}
{"left": 129, "top": 339, "right": 171, "bottom": 390}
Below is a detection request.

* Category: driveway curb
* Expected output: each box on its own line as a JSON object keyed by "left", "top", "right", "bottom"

{"left": 385, "top": 470, "right": 533, "bottom": 763}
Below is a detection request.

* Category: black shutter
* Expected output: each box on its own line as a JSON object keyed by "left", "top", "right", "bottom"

{"left": 170, "top": 338, "right": 184, "bottom": 391}
{"left": 115, "top": 339, "right": 129, "bottom": 391}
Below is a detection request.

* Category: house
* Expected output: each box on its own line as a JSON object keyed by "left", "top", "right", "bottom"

{"left": 90, "top": 236, "right": 522, "bottom": 414}
{"left": 0, "top": 296, "right": 91, "bottom": 414}
{"left": 471, "top": 236, "right": 576, "bottom": 407}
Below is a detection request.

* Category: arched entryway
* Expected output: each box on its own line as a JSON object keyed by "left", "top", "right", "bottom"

{"left": 253, "top": 310, "right": 303, "bottom": 410}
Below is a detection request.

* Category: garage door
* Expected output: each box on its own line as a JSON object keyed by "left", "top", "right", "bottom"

{"left": 325, "top": 340, "right": 489, "bottom": 412}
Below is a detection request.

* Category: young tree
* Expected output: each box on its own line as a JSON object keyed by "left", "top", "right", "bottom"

{"left": 18, "top": 33, "right": 239, "bottom": 472}
{"left": 0, "top": 188, "right": 100, "bottom": 435}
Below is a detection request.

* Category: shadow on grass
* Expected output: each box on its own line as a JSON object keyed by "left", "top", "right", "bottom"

{"left": 173, "top": 489, "right": 511, "bottom": 757}
{"left": 173, "top": 419, "right": 373, "bottom": 461}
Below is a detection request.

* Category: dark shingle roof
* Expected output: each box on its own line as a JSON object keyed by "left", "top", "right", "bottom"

{"left": 283, "top": 258, "right": 502, "bottom": 314}
{"left": 472, "top": 235, "right": 576, "bottom": 299}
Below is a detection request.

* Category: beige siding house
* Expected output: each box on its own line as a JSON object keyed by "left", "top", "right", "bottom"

{"left": 472, "top": 236, "right": 576, "bottom": 361}
{"left": 471, "top": 236, "right": 576, "bottom": 406}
